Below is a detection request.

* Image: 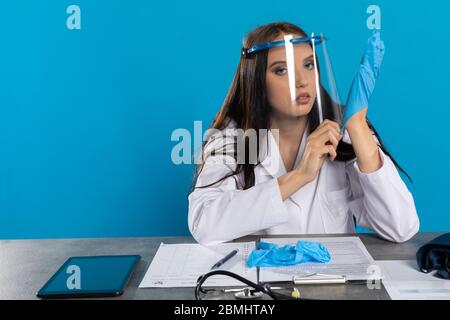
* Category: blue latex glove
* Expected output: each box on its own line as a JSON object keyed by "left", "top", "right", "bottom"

{"left": 342, "top": 31, "right": 385, "bottom": 129}
{"left": 246, "top": 241, "right": 331, "bottom": 268}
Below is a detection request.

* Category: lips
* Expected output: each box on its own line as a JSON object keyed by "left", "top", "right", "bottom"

{"left": 296, "top": 93, "right": 311, "bottom": 105}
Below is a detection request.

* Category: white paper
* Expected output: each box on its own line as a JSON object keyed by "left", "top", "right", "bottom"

{"left": 376, "top": 260, "right": 450, "bottom": 300}
{"left": 139, "top": 242, "right": 256, "bottom": 288}
{"left": 259, "top": 237, "right": 376, "bottom": 282}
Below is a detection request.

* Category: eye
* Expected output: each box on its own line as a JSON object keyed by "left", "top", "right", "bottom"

{"left": 304, "top": 60, "right": 315, "bottom": 70}
{"left": 274, "top": 67, "right": 287, "bottom": 76}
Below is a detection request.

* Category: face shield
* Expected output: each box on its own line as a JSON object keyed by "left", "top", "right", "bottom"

{"left": 242, "top": 33, "right": 343, "bottom": 129}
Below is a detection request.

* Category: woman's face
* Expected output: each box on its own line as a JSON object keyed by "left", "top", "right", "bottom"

{"left": 266, "top": 33, "right": 317, "bottom": 118}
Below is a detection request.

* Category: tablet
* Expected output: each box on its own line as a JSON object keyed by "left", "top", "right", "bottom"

{"left": 37, "top": 255, "right": 141, "bottom": 299}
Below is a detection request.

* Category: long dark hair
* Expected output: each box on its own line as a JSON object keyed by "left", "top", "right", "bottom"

{"left": 192, "top": 22, "right": 411, "bottom": 191}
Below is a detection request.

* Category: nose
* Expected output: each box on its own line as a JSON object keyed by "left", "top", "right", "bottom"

{"left": 295, "top": 76, "right": 307, "bottom": 88}
{"left": 295, "top": 67, "right": 308, "bottom": 88}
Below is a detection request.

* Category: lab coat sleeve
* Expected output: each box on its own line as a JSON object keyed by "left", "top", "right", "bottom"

{"left": 345, "top": 140, "right": 420, "bottom": 243}
{"left": 188, "top": 135, "right": 289, "bottom": 246}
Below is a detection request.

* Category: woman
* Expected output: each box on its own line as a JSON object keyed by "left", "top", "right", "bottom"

{"left": 188, "top": 22, "right": 419, "bottom": 245}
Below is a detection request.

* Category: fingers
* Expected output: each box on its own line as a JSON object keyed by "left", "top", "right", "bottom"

{"left": 296, "top": 121, "right": 341, "bottom": 180}
{"left": 316, "top": 129, "right": 340, "bottom": 150}
{"left": 320, "top": 145, "right": 337, "bottom": 161}
{"left": 306, "top": 120, "right": 342, "bottom": 161}
{"left": 310, "top": 145, "right": 337, "bottom": 161}
{"left": 319, "top": 119, "right": 341, "bottom": 134}
{"left": 309, "top": 119, "right": 341, "bottom": 139}
{"left": 308, "top": 119, "right": 342, "bottom": 149}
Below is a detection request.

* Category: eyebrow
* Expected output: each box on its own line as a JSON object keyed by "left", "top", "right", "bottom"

{"left": 269, "top": 55, "right": 315, "bottom": 68}
{"left": 269, "top": 60, "right": 285, "bottom": 68}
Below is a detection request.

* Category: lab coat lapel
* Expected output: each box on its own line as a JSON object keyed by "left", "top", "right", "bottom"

{"left": 258, "top": 128, "right": 327, "bottom": 207}
{"left": 258, "top": 130, "right": 287, "bottom": 178}
{"left": 290, "top": 162, "right": 328, "bottom": 203}
{"left": 288, "top": 130, "right": 328, "bottom": 208}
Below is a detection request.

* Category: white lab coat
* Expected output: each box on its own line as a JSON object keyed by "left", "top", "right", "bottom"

{"left": 188, "top": 120, "right": 419, "bottom": 245}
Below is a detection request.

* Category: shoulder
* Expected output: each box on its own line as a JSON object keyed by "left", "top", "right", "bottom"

{"left": 199, "top": 118, "right": 241, "bottom": 174}
{"left": 203, "top": 118, "right": 239, "bottom": 154}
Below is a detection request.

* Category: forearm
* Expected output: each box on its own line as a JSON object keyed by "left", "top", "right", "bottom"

{"left": 277, "top": 170, "right": 310, "bottom": 201}
{"left": 346, "top": 150, "right": 420, "bottom": 243}
{"left": 346, "top": 117, "right": 382, "bottom": 173}
{"left": 189, "top": 179, "right": 289, "bottom": 245}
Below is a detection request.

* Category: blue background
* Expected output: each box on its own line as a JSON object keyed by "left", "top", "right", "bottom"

{"left": 0, "top": 0, "right": 448, "bottom": 239}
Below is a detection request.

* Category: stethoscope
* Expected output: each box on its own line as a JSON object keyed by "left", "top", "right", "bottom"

{"left": 195, "top": 270, "right": 307, "bottom": 300}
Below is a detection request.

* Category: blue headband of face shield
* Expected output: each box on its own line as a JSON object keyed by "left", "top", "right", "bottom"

{"left": 241, "top": 34, "right": 327, "bottom": 59}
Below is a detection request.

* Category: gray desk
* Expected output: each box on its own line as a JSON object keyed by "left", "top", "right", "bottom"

{"left": 0, "top": 233, "right": 442, "bottom": 300}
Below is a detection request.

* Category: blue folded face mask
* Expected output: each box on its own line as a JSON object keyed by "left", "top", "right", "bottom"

{"left": 246, "top": 241, "right": 331, "bottom": 268}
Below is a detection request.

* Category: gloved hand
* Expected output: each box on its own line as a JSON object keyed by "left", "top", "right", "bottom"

{"left": 342, "top": 31, "right": 385, "bottom": 129}
{"left": 246, "top": 240, "right": 331, "bottom": 268}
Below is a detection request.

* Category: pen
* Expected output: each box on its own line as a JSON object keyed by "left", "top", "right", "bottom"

{"left": 222, "top": 286, "right": 284, "bottom": 293}
{"left": 292, "top": 273, "right": 347, "bottom": 285}
{"left": 211, "top": 249, "right": 239, "bottom": 270}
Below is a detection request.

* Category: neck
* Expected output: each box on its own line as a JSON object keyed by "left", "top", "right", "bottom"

{"left": 270, "top": 113, "right": 308, "bottom": 142}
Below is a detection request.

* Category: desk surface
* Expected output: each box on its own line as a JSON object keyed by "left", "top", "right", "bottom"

{"left": 0, "top": 232, "right": 442, "bottom": 300}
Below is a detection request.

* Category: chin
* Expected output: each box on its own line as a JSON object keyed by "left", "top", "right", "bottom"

{"left": 291, "top": 103, "right": 313, "bottom": 117}
{"left": 271, "top": 102, "right": 313, "bottom": 119}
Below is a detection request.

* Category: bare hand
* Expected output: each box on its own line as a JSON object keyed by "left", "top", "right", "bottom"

{"left": 295, "top": 119, "right": 343, "bottom": 183}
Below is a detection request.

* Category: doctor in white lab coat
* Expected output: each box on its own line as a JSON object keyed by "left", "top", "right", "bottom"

{"left": 188, "top": 22, "right": 419, "bottom": 246}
